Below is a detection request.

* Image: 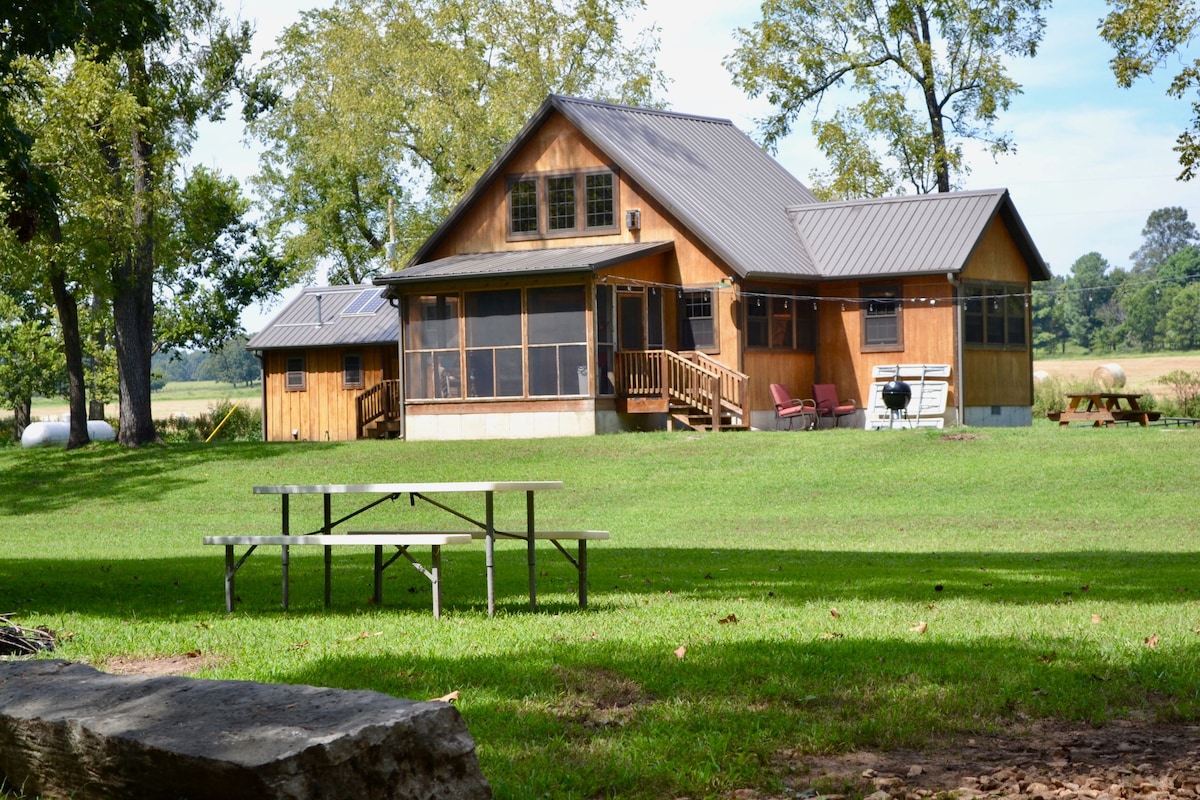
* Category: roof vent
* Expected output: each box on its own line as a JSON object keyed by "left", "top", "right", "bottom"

{"left": 315, "top": 294, "right": 324, "bottom": 327}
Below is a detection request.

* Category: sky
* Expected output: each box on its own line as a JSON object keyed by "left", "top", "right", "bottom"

{"left": 193, "top": 2, "right": 1200, "bottom": 332}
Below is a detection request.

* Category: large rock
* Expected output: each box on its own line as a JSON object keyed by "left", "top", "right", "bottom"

{"left": 0, "top": 660, "right": 492, "bottom": 799}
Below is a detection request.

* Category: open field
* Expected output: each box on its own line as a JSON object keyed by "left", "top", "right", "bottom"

{"left": 22, "top": 381, "right": 261, "bottom": 423}
{"left": 1034, "top": 353, "right": 1200, "bottom": 398}
{"left": 3, "top": 428, "right": 1200, "bottom": 799}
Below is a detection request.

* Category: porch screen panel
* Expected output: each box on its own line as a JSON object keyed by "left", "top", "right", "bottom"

{"left": 466, "top": 289, "right": 523, "bottom": 397}
{"left": 647, "top": 288, "right": 664, "bottom": 349}
{"left": 405, "top": 295, "right": 462, "bottom": 399}
{"left": 528, "top": 286, "right": 587, "bottom": 396}
{"left": 595, "top": 285, "right": 615, "bottom": 395}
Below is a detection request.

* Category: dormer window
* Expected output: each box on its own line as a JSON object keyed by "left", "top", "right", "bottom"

{"left": 507, "top": 169, "right": 618, "bottom": 239}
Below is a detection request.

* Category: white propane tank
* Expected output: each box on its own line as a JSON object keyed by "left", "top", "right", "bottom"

{"left": 21, "top": 420, "right": 117, "bottom": 448}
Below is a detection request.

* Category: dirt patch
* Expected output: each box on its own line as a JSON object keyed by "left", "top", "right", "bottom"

{"left": 101, "top": 652, "right": 223, "bottom": 677}
{"left": 732, "top": 718, "right": 1200, "bottom": 799}
{"left": 1035, "top": 354, "right": 1200, "bottom": 399}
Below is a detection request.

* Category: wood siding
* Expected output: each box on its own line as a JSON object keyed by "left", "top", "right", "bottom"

{"left": 262, "top": 346, "right": 395, "bottom": 441}
{"left": 816, "top": 278, "right": 957, "bottom": 410}
{"left": 961, "top": 218, "right": 1035, "bottom": 407}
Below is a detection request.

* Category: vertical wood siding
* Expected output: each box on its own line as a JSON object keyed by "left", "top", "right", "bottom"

{"left": 262, "top": 346, "right": 391, "bottom": 441}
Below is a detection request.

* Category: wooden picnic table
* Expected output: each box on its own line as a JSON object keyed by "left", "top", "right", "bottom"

{"left": 1058, "top": 392, "right": 1158, "bottom": 427}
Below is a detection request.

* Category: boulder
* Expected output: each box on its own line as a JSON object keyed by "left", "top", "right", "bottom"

{"left": 0, "top": 660, "right": 492, "bottom": 799}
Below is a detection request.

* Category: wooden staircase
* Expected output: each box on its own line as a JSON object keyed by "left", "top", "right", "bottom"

{"left": 356, "top": 379, "right": 403, "bottom": 439}
{"left": 614, "top": 350, "right": 748, "bottom": 432}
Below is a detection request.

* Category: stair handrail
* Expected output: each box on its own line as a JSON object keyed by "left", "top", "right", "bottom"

{"left": 356, "top": 379, "right": 401, "bottom": 438}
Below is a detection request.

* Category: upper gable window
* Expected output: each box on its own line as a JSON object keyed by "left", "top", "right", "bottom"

{"left": 507, "top": 169, "right": 618, "bottom": 239}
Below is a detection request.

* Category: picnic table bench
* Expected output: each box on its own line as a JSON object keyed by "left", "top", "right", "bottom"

{"left": 202, "top": 481, "right": 607, "bottom": 618}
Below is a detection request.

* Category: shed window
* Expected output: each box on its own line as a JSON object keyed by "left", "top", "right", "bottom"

{"left": 862, "top": 284, "right": 902, "bottom": 351}
{"left": 285, "top": 356, "right": 306, "bottom": 391}
{"left": 343, "top": 353, "right": 363, "bottom": 388}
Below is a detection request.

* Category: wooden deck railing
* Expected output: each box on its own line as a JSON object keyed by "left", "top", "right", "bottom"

{"left": 614, "top": 350, "right": 747, "bottom": 430}
{"left": 355, "top": 379, "right": 401, "bottom": 438}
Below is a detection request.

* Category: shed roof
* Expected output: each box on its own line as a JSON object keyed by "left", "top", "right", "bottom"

{"left": 246, "top": 285, "right": 398, "bottom": 351}
{"left": 404, "top": 95, "right": 820, "bottom": 280}
{"left": 378, "top": 241, "right": 673, "bottom": 285}
{"left": 786, "top": 189, "right": 1051, "bottom": 281}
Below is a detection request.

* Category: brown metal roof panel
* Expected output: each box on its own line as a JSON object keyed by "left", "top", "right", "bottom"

{"left": 247, "top": 286, "right": 398, "bottom": 351}
{"left": 554, "top": 97, "right": 820, "bottom": 277}
{"left": 377, "top": 241, "right": 675, "bottom": 284}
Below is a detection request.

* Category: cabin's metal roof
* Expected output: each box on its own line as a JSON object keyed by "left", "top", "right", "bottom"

{"left": 786, "top": 189, "right": 1051, "bottom": 281}
{"left": 376, "top": 241, "right": 674, "bottom": 285}
{"left": 405, "top": 95, "right": 820, "bottom": 279}
{"left": 246, "top": 285, "right": 398, "bottom": 351}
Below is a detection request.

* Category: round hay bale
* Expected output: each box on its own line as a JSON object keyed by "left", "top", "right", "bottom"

{"left": 1092, "top": 362, "right": 1126, "bottom": 389}
{"left": 1033, "top": 370, "right": 1051, "bottom": 384}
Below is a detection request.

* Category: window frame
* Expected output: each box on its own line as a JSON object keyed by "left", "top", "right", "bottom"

{"left": 963, "top": 280, "right": 1029, "bottom": 350}
{"left": 285, "top": 355, "right": 306, "bottom": 392}
{"left": 745, "top": 290, "right": 816, "bottom": 352}
{"left": 861, "top": 283, "right": 904, "bottom": 352}
{"left": 342, "top": 352, "right": 363, "bottom": 389}
{"left": 680, "top": 288, "right": 718, "bottom": 353}
{"left": 504, "top": 168, "right": 619, "bottom": 241}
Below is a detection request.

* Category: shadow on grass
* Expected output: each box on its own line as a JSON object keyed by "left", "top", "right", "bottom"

{"left": 0, "top": 441, "right": 333, "bottom": 516}
{"left": 4, "top": 547, "right": 1199, "bottom": 620}
{"left": 273, "top": 636, "right": 1200, "bottom": 799}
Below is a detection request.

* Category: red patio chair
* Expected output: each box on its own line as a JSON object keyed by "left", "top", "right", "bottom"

{"left": 770, "top": 383, "right": 817, "bottom": 431}
{"left": 812, "top": 383, "right": 857, "bottom": 428}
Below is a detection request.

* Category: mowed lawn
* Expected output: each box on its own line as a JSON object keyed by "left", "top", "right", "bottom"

{"left": 2, "top": 426, "right": 1199, "bottom": 799}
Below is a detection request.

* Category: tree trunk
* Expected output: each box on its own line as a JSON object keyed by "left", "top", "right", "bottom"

{"left": 112, "top": 48, "right": 160, "bottom": 447}
{"left": 12, "top": 397, "right": 31, "bottom": 442}
{"left": 913, "top": 3, "right": 951, "bottom": 193}
{"left": 48, "top": 266, "right": 91, "bottom": 450}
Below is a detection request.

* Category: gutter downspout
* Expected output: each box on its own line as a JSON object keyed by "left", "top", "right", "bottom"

{"left": 946, "top": 272, "right": 964, "bottom": 426}
{"left": 391, "top": 296, "right": 406, "bottom": 440}
{"left": 254, "top": 352, "right": 266, "bottom": 441}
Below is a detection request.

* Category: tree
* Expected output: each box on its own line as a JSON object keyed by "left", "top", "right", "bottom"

{"left": 725, "top": 0, "right": 1048, "bottom": 195}
{"left": 0, "top": 1, "right": 167, "bottom": 243}
{"left": 1165, "top": 282, "right": 1200, "bottom": 349}
{"left": 1130, "top": 206, "right": 1199, "bottom": 272}
{"left": 198, "top": 334, "right": 260, "bottom": 387}
{"left": 245, "top": 0, "right": 664, "bottom": 285}
{"left": 1063, "top": 252, "right": 1116, "bottom": 350}
{"left": 1100, "top": 1, "right": 1200, "bottom": 180}
{"left": 0, "top": 289, "right": 64, "bottom": 440}
{"left": 1030, "top": 274, "right": 1069, "bottom": 353}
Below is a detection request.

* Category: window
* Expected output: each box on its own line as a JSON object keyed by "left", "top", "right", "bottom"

{"left": 547, "top": 176, "right": 576, "bottom": 231}
{"left": 680, "top": 289, "right": 716, "bottom": 351}
{"left": 465, "top": 289, "right": 523, "bottom": 398}
{"left": 528, "top": 286, "right": 587, "bottom": 396}
{"left": 405, "top": 295, "right": 461, "bottom": 399}
{"left": 585, "top": 172, "right": 615, "bottom": 228}
{"left": 508, "top": 178, "right": 538, "bottom": 234}
{"left": 285, "top": 356, "right": 306, "bottom": 391}
{"left": 862, "top": 284, "right": 902, "bottom": 350}
{"left": 505, "top": 169, "right": 617, "bottom": 239}
{"left": 964, "top": 281, "right": 1028, "bottom": 348}
{"left": 746, "top": 293, "right": 815, "bottom": 351}
{"left": 342, "top": 353, "right": 363, "bottom": 388}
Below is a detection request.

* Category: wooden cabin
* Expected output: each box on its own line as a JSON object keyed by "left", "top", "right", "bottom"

{"left": 247, "top": 285, "right": 401, "bottom": 441}
{"left": 254, "top": 95, "right": 1050, "bottom": 441}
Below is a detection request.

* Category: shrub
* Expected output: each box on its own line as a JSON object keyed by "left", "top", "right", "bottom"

{"left": 1157, "top": 370, "right": 1200, "bottom": 418}
{"left": 153, "top": 401, "right": 261, "bottom": 443}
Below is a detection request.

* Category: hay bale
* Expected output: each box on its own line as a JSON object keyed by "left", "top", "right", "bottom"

{"left": 1092, "top": 363, "right": 1126, "bottom": 389}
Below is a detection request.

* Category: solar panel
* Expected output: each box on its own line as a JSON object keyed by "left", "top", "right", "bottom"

{"left": 342, "top": 288, "right": 387, "bottom": 316}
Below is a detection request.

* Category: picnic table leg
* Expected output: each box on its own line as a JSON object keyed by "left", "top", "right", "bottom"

{"left": 323, "top": 493, "right": 332, "bottom": 607}
{"left": 281, "top": 544, "right": 290, "bottom": 610}
{"left": 527, "top": 490, "right": 536, "bottom": 612}
{"left": 373, "top": 545, "right": 383, "bottom": 606}
{"left": 431, "top": 545, "right": 443, "bottom": 619}
{"left": 485, "top": 491, "right": 495, "bottom": 617}
{"left": 224, "top": 545, "right": 235, "bottom": 613}
{"left": 578, "top": 539, "right": 588, "bottom": 609}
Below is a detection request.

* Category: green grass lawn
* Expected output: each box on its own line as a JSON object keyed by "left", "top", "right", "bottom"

{"left": 2, "top": 426, "right": 1199, "bottom": 798}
